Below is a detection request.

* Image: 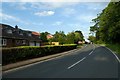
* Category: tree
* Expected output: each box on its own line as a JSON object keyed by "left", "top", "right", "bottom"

{"left": 51, "top": 31, "right": 66, "bottom": 44}
{"left": 90, "top": 1, "right": 120, "bottom": 44}
{"left": 66, "top": 32, "right": 75, "bottom": 44}
{"left": 40, "top": 32, "right": 49, "bottom": 42}
{"left": 88, "top": 36, "right": 96, "bottom": 43}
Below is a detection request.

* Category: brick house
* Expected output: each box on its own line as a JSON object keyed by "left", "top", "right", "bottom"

{"left": 0, "top": 24, "right": 42, "bottom": 47}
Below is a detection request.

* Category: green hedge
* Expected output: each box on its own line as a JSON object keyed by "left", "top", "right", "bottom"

{"left": 2, "top": 44, "right": 77, "bottom": 65}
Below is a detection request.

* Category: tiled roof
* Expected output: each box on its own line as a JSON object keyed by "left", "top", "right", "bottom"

{"left": 32, "top": 32, "right": 40, "bottom": 36}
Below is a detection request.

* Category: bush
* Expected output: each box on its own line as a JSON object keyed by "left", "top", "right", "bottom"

{"left": 2, "top": 44, "right": 77, "bottom": 65}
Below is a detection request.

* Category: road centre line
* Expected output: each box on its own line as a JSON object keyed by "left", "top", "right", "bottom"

{"left": 67, "top": 45, "right": 95, "bottom": 69}
{"left": 84, "top": 45, "right": 87, "bottom": 48}
{"left": 105, "top": 47, "right": 120, "bottom": 63}
{"left": 89, "top": 50, "right": 93, "bottom": 55}
{"left": 67, "top": 57, "right": 86, "bottom": 69}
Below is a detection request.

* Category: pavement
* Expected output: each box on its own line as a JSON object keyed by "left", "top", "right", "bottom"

{"left": 2, "top": 44, "right": 120, "bottom": 78}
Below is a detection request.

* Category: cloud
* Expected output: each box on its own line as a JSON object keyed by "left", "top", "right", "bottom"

{"left": 34, "top": 10, "right": 55, "bottom": 16}
{"left": 52, "top": 21, "right": 63, "bottom": 26}
{"left": 0, "top": 12, "right": 20, "bottom": 21}
{"left": 30, "top": 2, "right": 79, "bottom": 9}
{"left": 62, "top": 8, "right": 76, "bottom": 17}
{"left": 8, "top": 2, "right": 28, "bottom": 10}
{"left": 0, "top": 12, "right": 29, "bottom": 25}
{"left": 2, "top": 0, "right": 111, "bottom": 2}
{"left": 84, "top": 2, "right": 109, "bottom": 11}
{"left": 76, "top": 14, "right": 96, "bottom": 23}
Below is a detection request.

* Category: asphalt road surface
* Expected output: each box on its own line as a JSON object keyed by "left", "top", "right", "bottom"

{"left": 2, "top": 44, "right": 120, "bottom": 78}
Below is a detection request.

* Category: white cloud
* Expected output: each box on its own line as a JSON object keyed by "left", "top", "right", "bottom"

{"left": 0, "top": 12, "right": 29, "bottom": 25}
{"left": 32, "top": 22, "right": 44, "bottom": 26}
{"left": 62, "top": 8, "right": 76, "bottom": 17}
{"left": 8, "top": 2, "right": 28, "bottom": 10}
{"left": 52, "top": 21, "right": 63, "bottom": 26}
{"left": 0, "top": 12, "right": 20, "bottom": 21}
{"left": 30, "top": 2, "right": 79, "bottom": 9}
{"left": 76, "top": 15, "right": 96, "bottom": 22}
{"left": 34, "top": 10, "right": 55, "bottom": 16}
{"left": 2, "top": 0, "right": 112, "bottom": 2}
{"left": 85, "top": 2, "right": 109, "bottom": 11}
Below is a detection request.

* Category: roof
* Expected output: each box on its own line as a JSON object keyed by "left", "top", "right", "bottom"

{"left": 32, "top": 32, "right": 40, "bottom": 36}
{"left": 0, "top": 23, "right": 41, "bottom": 41}
{"left": 47, "top": 34, "right": 53, "bottom": 39}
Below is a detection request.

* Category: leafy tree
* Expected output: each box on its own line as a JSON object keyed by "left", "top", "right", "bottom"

{"left": 90, "top": 1, "right": 120, "bottom": 44}
{"left": 40, "top": 32, "right": 49, "bottom": 42}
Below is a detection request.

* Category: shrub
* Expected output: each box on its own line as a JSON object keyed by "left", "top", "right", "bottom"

{"left": 2, "top": 44, "right": 77, "bottom": 65}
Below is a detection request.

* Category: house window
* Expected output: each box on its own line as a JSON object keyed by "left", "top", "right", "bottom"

{"left": 22, "top": 40, "right": 26, "bottom": 44}
{"left": 28, "top": 33, "right": 31, "bottom": 36}
{"left": 16, "top": 40, "right": 20, "bottom": 44}
{"left": 2, "top": 39, "right": 7, "bottom": 46}
{"left": 7, "top": 29, "right": 12, "bottom": 34}
{"left": 19, "top": 31, "right": 23, "bottom": 35}
{"left": 0, "top": 38, "right": 2, "bottom": 46}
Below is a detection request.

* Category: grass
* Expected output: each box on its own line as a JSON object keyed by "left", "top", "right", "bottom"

{"left": 105, "top": 44, "right": 120, "bottom": 55}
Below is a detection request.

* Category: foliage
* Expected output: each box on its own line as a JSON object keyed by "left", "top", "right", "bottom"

{"left": 88, "top": 36, "right": 96, "bottom": 43}
{"left": 2, "top": 44, "right": 77, "bottom": 65}
{"left": 90, "top": 1, "right": 120, "bottom": 44}
{"left": 105, "top": 44, "right": 120, "bottom": 55}
{"left": 50, "top": 31, "right": 84, "bottom": 44}
{"left": 40, "top": 32, "right": 49, "bottom": 42}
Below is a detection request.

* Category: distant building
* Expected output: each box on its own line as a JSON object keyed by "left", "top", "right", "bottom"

{"left": 47, "top": 34, "right": 53, "bottom": 39}
{"left": 0, "top": 24, "right": 42, "bottom": 47}
{"left": 78, "top": 41, "right": 85, "bottom": 44}
{"left": 51, "top": 42, "right": 59, "bottom": 45}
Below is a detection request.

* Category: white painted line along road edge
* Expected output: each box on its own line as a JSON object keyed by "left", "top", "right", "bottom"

{"left": 105, "top": 47, "right": 120, "bottom": 63}
{"left": 67, "top": 57, "right": 86, "bottom": 69}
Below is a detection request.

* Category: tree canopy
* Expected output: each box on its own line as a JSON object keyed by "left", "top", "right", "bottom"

{"left": 48, "top": 31, "right": 84, "bottom": 44}
{"left": 90, "top": 1, "right": 120, "bottom": 44}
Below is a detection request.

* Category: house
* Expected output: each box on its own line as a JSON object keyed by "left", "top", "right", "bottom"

{"left": 0, "top": 24, "right": 42, "bottom": 47}
{"left": 46, "top": 34, "right": 53, "bottom": 40}
{"left": 51, "top": 42, "right": 59, "bottom": 45}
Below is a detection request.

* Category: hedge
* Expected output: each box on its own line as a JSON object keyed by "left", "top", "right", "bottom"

{"left": 2, "top": 44, "right": 77, "bottom": 65}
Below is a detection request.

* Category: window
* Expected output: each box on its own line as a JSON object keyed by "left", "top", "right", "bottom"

{"left": 2, "top": 39, "right": 7, "bottom": 46}
{"left": 22, "top": 40, "right": 26, "bottom": 44}
{"left": 28, "top": 33, "right": 31, "bottom": 36}
{"left": 0, "top": 38, "right": 2, "bottom": 46}
{"left": 19, "top": 31, "right": 23, "bottom": 35}
{"left": 7, "top": 29, "right": 12, "bottom": 34}
{"left": 16, "top": 40, "right": 20, "bottom": 44}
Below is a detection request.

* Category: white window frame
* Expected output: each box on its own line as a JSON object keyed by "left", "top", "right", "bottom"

{"left": 7, "top": 29, "right": 12, "bottom": 34}
{"left": 2, "top": 39, "right": 7, "bottom": 46}
{"left": 28, "top": 33, "right": 31, "bottom": 36}
{"left": 22, "top": 40, "right": 26, "bottom": 44}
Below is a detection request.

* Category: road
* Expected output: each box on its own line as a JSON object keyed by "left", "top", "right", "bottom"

{"left": 2, "top": 44, "right": 120, "bottom": 78}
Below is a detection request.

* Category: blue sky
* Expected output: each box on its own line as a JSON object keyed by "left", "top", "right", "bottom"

{"left": 1, "top": 1, "right": 109, "bottom": 41}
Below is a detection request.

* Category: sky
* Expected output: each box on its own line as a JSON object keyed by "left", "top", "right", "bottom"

{"left": 1, "top": 1, "right": 109, "bottom": 41}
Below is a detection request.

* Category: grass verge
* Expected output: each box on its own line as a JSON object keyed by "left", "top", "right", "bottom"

{"left": 105, "top": 44, "right": 120, "bottom": 56}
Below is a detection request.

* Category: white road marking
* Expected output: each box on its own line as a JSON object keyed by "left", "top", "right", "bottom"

{"left": 105, "top": 47, "right": 120, "bottom": 63}
{"left": 67, "top": 44, "right": 95, "bottom": 69}
{"left": 89, "top": 50, "right": 93, "bottom": 55}
{"left": 84, "top": 45, "right": 87, "bottom": 48}
{"left": 67, "top": 57, "right": 86, "bottom": 69}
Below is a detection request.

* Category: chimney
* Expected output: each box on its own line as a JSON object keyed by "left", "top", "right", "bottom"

{"left": 15, "top": 25, "right": 18, "bottom": 29}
